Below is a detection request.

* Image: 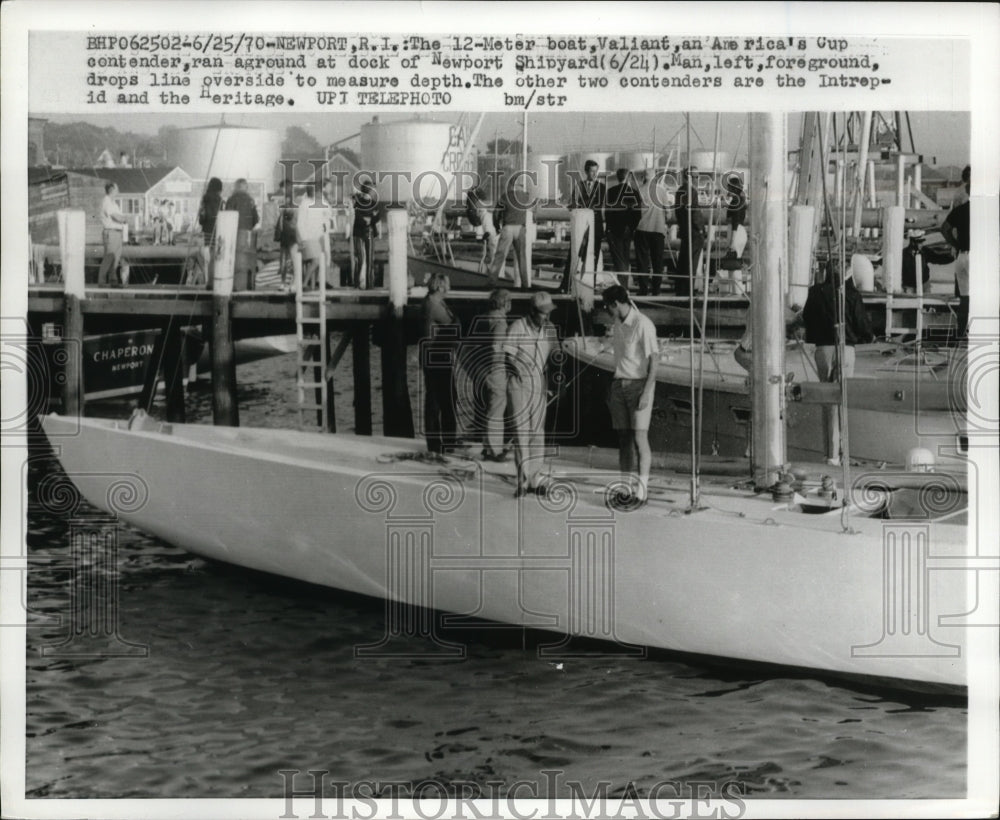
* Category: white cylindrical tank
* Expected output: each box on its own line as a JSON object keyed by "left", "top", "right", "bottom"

{"left": 687, "top": 150, "right": 732, "bottom": 173}
{"left": 360, "top": 117, "right": 475, "bottom": 206}
{"left": 530, "top": 153, "right": 563, "bottom": 202}
{"left": 166, "top": 126, "right": 281, "bottom": 185}
{"left": 616, "top": 152, "right": 659, "bottom": 174}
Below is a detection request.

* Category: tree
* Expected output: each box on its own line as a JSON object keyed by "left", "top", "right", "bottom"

{"left": 281, "top": 126, "right": 324, "bottom": 162}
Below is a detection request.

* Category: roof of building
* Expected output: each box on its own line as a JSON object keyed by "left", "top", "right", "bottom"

{"left": 65, "top": 166, "right": 186, "bottom": 193}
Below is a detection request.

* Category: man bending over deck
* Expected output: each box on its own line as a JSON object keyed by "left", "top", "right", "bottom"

{"left": 603, "top": 285, "right": 658, "bottom": 505}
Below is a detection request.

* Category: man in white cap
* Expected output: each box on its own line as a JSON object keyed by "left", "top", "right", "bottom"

{"left": 504, "top": 291, "right": 559, "bottom": 497}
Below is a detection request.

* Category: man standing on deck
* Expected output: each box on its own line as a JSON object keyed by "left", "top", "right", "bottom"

{"left": 941, "top": 165, "right": 970, "bottom": 339}
{"left": 673, "top": 167, "right": 706, "bottom": 297}
{"left": 97, "top": 182, "right": 128, "bottom": 286}
{"left": 349, "top": 175, "right": 381, "bottom": 289}
{"left": 603, "top": 285, "right": 658, "bottom": 505}
{"left": 505, "top": 291, "right": 558, "bottom": 497}
{"left": 467, "top": 185, "right": 499, "bottom": 273}
{"left": 490, "top": 177, "right": 533, "bottom": 289}
{"left": 568, "top": 159, "right": 606, "bottom": 270}
{"left": 224, "top": 179, "right": 259, "bottom": 291}
{"left": 605, "top": 169, "right": 643, "bottom": 286}
{"left": 802, "top": 262, "right": 875, "bottom": 466}
{"left": 295, "top": 185, "right": 326, "bottom": 291}
{"left": 474, "top": 288, "right": 512, "bottom": 461}
{"left": 634, "top": 172, "right": 669, "bottom": 296}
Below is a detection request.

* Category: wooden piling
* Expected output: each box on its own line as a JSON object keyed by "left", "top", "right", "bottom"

{"left": 211, "top": 212, "right": 239, "bottom": 426}
{"left": 161, "top": 318, "right": 186, "bottom": 422}
{"left": 381, "top": 208, "right": 415, "bottom": 438}
{"left": 352, "top": 323, "right": 372, "bottom": 435}
{"left": 58, "top": 210, "right": 86, "bottom": 416}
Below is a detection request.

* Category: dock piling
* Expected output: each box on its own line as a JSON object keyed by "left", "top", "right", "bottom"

{"left": 352, "top": 323, "right": 372, "bottom": 435}
{"left": 162, "top": 318, "right": 186, "bottom": 422}
{"left": 381, "top": 209, "right": 415, "bottom": 438}
{"left": 210, "top": 212, "right": 239, "bottom": 426}
{"left": 58, "top": 209, "right": 86, "bottom": 416}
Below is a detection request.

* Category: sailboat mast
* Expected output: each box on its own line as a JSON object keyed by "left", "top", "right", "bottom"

{"left": 748, "top": 113, "right": 788, "bottom": 489}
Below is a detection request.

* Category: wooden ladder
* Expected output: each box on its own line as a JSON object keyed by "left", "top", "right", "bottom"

{"left": 293, "top": 240, "right": 329, "bottom": 431}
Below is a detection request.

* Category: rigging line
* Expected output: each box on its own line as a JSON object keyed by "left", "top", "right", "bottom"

{"left": 685, "top": 113, "right": 698, "bottom": 510}
{"left": 837, "top": 111, "right": 852, "bottom": 531}
{"left": 696, "top": 113, "right": 722, "bottom": 466}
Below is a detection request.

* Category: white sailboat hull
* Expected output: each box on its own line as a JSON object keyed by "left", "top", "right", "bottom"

{"left": 41, "top": 415, "right": 970, "bottom": 690}
{"left": 564, "top": 337, "right": 965, "bottom": 465}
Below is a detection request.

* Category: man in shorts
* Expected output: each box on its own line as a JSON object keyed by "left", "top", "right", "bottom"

{"left": 603, "top": 285, "right": 658, "bottom": 505}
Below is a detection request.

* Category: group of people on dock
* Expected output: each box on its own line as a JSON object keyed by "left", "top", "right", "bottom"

{"left": 422, "top": 277, "right": 658, "bottom": 504}
{"left": 466, "top": 161, "right": 748, "bottom": 297}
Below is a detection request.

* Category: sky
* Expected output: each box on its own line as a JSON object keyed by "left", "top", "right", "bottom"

{"left": 36, "top": 111, "right": 971, "bottom": 169}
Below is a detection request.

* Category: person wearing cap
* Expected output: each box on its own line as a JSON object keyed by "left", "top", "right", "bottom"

{"left": 602, "top": 284, "right": 658, "bottom": 504}
{"left": 901, "top": 230, "right": 931, "bottom": 294}
{"left": 634, "top": 171, "right": 670, "bottom": 296}
{"left": 802, "top": 260, "right": 875, "bottom": 465}
{"left": 504, "top": 291, "right": 559, "bottom": 497}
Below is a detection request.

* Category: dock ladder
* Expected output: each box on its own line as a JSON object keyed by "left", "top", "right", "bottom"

{"left": 293, "top": 240, "right": 329, "bottom": 431}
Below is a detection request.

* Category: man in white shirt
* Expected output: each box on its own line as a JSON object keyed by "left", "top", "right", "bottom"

{"left": 97, "top": 182, "right": 128, "bottom": 286}
{"left": 603, "top": 284, "right": 658, "bottom": 504}
{"left": 504, "top": 291, "right": 558, "bottom": 497}
{"left": 634, "top": 172, "right": 669, "bottom": 296}
{"left": 295, "top": 184, "right": 327, "bottom": 290}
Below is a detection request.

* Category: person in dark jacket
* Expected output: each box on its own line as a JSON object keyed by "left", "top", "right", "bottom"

{"left": 673, "top": 167, "right": 706, "bottom": 296}
{"left": 802, "top": 262, "right": 875, "bottom": 464}
{"left": 223, "top": 178, "right": 260, "bottom": 290}
{"left": 197, "top": 177, "right": 224, "bottom": 242}
{"left": 605, "top": 169, "right": 643, "bottom": 285}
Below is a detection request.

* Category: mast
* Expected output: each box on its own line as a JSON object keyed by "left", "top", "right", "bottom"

{"left": 748, "top": 113, "right": 788, "bottom": 489}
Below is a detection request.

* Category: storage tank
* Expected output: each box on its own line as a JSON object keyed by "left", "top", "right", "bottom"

{"left": 360, "top": 117, "right": 476, "bottom": 206}
{"left": 615, "top": 152, "right": 659, "bottom": 174}
{"left": 166, "top": 125, "right": 281, "bottom": 186}
{"left": 686, "top": 150, "right": 733, "bottom": 173}
{"left": 529, "top": 153, "right": 564, "bottom": 202}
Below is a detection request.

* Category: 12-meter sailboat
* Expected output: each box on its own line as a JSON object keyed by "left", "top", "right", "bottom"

{"left": 40, "top": 114, "right": 973, "bottom": 692}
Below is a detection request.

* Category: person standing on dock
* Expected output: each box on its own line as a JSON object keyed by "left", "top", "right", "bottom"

{"left": 568, "top": 159, "right": 606, "bottom": 270}
{"left": 489, "top": 177, "right": 533, "bottom": 289}
{"left": 605, "top": 169, "right": 643, "bottom": 286}
{"left": 673, "top": 167, "right": 707, "bottom": 297}
{"left": 272, "top": 180, "right": 298, "bottom": 290}
{"left": 477, "top": 288, "right": 512, "bottom": 461}
{"left": 422, "top": 272, "right": 460, "bottom": 455}
{"left": 466, "top": 185, "right": 498, "bottom": 273}
{"left": 802, "top": 262, "right": 875, "bottom": 466}
{"left": 97, "top": 182, "right": 128, "bottom": 286}
{"left": 349, "top": 176, "right": 381, "bottom": 289}
{"left": 295, "top": 184, "right": 326, "bottom": 291}
{"left": 634, "top": 172, "right": 669, "bottom": 296}
{"left": 505, "top": 291, "right": 558, "bottom": 497}
{"left": 941, "top": 165, "right": 970, "bottom": 340}
{"left": 224, "top": 179, "right": 260, "bottom": 291}
{"left": 603, "top": 284, "right": 658, "bottom": 505}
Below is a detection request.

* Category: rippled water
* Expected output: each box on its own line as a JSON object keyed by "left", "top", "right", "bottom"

{"left": 24, "top": 345, "right": 966, "bottom": 799}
